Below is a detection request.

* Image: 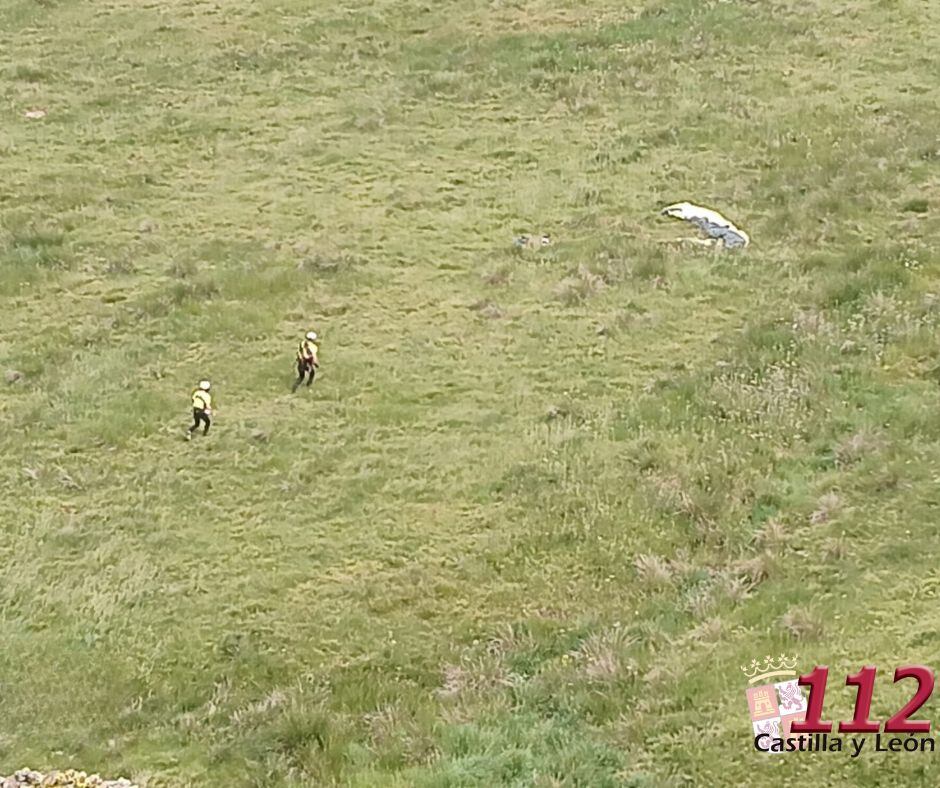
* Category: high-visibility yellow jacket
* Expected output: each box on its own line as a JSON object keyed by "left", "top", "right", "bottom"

{"left": 192, "top": 390, "right": 212, "bottom": 412}
{"left": 297, "top": 340, "right": 318, "bottom": 363}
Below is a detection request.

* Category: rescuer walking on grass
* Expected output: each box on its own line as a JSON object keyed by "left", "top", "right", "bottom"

{"left": 187, "top": 380, "right": 212, "bottom": 440}
{"left": 292, "top": 331, "right": 320, "bottom": 392}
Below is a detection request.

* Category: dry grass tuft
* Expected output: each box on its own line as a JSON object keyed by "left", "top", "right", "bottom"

{"left": 482, "top": 265, "right": 512, "bottom": 286}
{"left": 435, "top": 655, "right": 512, "bottom": 699}
{"left": 780, "top": 607, "right": 824, "bottom": 641}
{"left": 823, "top": 536, "right": 849, "bottom": 561}
{"left": 731, "top": 552, "right": 774, "bottom": 587}
{"left": 723, "top": 575, "right": 753, "bottom": 605}
{"left": 553, "top": 264, "right": 607, "bottom": 305}
{"left": 754, "top": 518, "right": 788, "bottom": 550}
{"left": 810, "top": 492, "right": 842, "bottom": 524}
{"left": 647, "top": 474, "right": 715, "bottom": 534}
{"left": 571, "top": 628, "right": 637, "bottom": 682}
{"left": 633, "top": 553, "right": 674, "bottom": 589}
{"left": 469, "top": 299, "right": 505, "bottom": 319}
{"left": 835, "top": 429, "right": 883, "bottom": 467}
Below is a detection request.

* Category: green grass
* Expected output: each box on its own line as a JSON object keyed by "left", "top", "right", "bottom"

{"left": 2, "top": 0, "right": 940, "bottom": 785}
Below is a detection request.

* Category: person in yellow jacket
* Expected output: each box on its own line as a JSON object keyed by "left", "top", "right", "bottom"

{"left": 292, "top": 331, "right": 320, "bottom": 392}
{"left": 186, "top": 380, "right": 212, "bottom": 440}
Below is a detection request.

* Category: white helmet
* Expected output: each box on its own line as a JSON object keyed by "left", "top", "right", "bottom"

{"left": 199, "top": 380, "right": 211, "bottom": 391}
{"left": 306, "top": 331, "right": 317, "bottom": 341}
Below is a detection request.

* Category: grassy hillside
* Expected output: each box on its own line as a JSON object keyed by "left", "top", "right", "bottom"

{"left": 2, "top": 0, "right": 940, "bottom": 785}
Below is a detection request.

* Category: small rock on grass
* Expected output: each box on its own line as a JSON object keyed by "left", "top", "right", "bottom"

{"left": 5, "top": 370, "right": 25, "bottom": 384}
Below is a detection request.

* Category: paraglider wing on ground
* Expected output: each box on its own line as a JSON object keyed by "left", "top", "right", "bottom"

{"left": 660, "top": 202, "right": 750, "bottom": 248}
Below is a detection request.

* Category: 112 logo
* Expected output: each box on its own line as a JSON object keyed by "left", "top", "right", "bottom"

{"left": 745, "top": 657, "right": 935, "bottom": 753}
{"left": 794, "top": 665, "right": 933, "bottom": 733}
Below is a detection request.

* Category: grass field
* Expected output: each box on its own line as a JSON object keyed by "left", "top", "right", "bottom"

{"left": 2, "top": 0, "right": 940, "bottom": 785}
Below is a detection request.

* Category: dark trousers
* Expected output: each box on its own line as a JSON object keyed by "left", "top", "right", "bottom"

{"left": 292, "top": 360, "right": 316, "bottom": 391}
{"left": 190, "top": 408, "right": 211, "bottom": 434}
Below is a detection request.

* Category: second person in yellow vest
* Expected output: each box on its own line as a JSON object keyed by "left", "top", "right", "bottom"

{"left": 187, "top": 380, "right": 212, "bottom": 440}
{"left": 292, "top": 331, "right": 320, "bottom": 392}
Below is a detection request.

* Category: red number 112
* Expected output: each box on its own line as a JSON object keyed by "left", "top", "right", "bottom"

{"left": 789, "top": 665, "right": 934, "bottom": 734}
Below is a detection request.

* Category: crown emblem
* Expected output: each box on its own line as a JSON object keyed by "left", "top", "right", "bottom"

{"left": 741, "top": 654, "right": 798, "bottom": 684}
